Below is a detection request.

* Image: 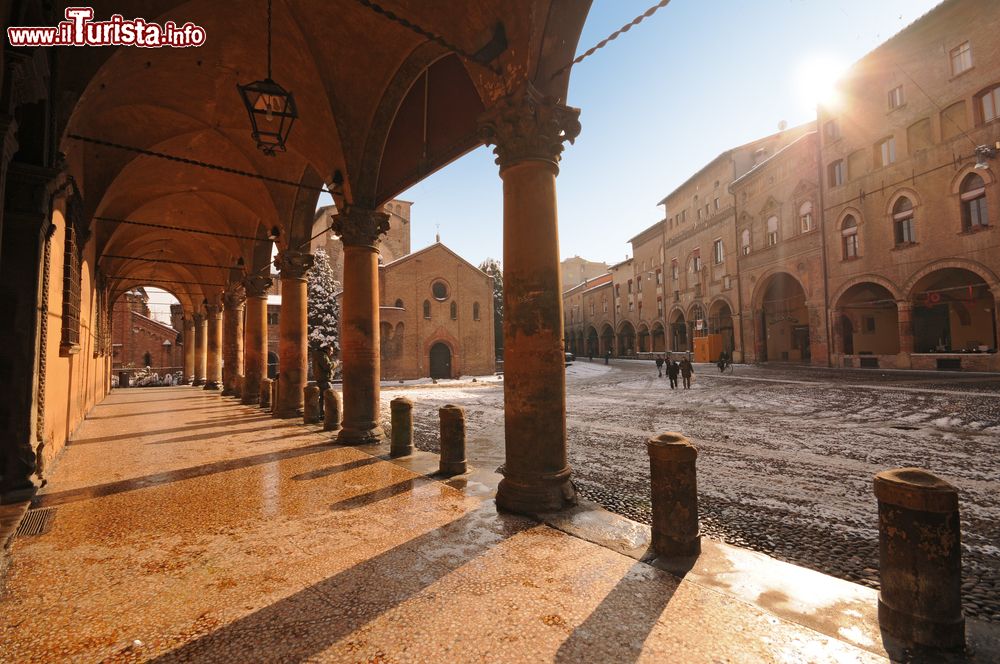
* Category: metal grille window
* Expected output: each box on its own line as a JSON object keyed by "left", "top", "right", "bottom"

{"left": 60, "top": 198, "right": 85, "bottom": 352}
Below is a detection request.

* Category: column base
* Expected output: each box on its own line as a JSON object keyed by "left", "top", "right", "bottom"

{"left": 203, "top": 381, "right": 220, "bottom": 390}
{"left": 495, "top": 468, "right": 577, "bottom": 515}
{"left": 878, "top": 595, "right": 965, "bottom": 651}
{"left": 221, "top": 388, "right": 235, "bottom": 397}
{"left": 192, "top": 379, "right": 205, "bottom": 386}
{"left": 178, "top": 377, "right": 190, "bottom": 386}
{"left": 272, "top": 408, "right": 301, "bottom": 419}
{"left": 241, "top": 394, "right": 260, "bottom": 405}
{"left": 336, "top": 425, "right": 386, "bottom": 446}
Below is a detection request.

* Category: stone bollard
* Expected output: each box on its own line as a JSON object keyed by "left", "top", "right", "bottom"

{"left": 303, "top": 385, "right": 322, "bottom": 424}
{"left": 647, "top": 432, "right": 701, "bottom": 557}
{"left": 438, "top": 404, "right": 467, "bottom": 476}
{"left": 259, "top": 378, "right": 272, "bottom": 409}
{"left": 323, "top": 389, "right": 342, "bottom": 432}
{"left": 390, "top": 397, "right": 414, "bottom": 458}
{"left": 874, "top": 468, "right": 964, "bottom": 651}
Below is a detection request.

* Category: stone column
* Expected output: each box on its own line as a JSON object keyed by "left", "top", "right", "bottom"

{"left": 241, "top": 275, "right": 271, "bottom": 404}
{"left": 192, "top": 313, "right": 207, "bottom": 386}
{"left": 221, "top": 286, "right": 246, "bottom": 396}
{"left": 273, "top": 250, "right": 312, "bottom": 418}
{"left": 896, "top": 300, "right": 914, "bottom": 369}
{"left": 332, "top": 207, "right": 389, "bottom": 444}
{"left": 180, "top": 317, "right": 195, "bottom": 385}
{"left": 479, "top": 84, "right": 581, "bottom": 513}
{"left": 204, "top": 304, "right": 223, "bottom": 390}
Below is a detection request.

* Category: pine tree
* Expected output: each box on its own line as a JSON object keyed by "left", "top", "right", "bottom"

{"left": 307, "top": 247, "right": 342, "bottom": 353}
{"left": 479, "top": 258, "right": 503, "bottom": 352}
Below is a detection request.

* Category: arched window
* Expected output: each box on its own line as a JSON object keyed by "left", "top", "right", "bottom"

{"left": 960, "top": 173, "right": 989, "bottom": 231}
{"left": 976, "top": 83, "right": 1000, "bottom": 124}
{"left": 892, "top": 197, "right": 916, "bottom": 245}
{"left": 423, "top": 300, "right": 431, "bottom": 319}
{"left": 450, "top": 301, "right": 457, "bottom": 319}
{"left": 741, "top": 229, "right": 751, "bottom": 255}
{"left": 473, "top": 302, "right": 480, "bottom": 320}
{"left": 394, "top": 298, "right": 404, "bottom": 308}
{"left": 766, "top": 216, "right": 779, "bottom": 246}
{"left": 799, "top": 201, "right": 813, "bottom": 233}
{"left": 841, "top": 215, "right": 859, "bottom": 259}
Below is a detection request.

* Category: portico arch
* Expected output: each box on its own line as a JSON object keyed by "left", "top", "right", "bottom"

{"left": 636, "top": 323, "right": 650, "bottom": 353}
{"left": 668, "top": 308, "right": 688, "bottom": 352}
{"left": 753, "top": 272, "right": 810, "bottom": 363}
{"left": 617, "top": 320, "right": 636, "bottom": 356}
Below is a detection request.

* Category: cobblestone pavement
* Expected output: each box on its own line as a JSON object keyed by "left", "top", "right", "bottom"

{"left": 384, "top": 361, "right": 1000, "bottom": 623}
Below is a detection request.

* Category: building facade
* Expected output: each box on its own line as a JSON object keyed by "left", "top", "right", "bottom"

{"left": 563, "top": 0, "right": 1000, "bottom": 371}
{"left": 111, "top": 289, "right": 183, "bottom": 369}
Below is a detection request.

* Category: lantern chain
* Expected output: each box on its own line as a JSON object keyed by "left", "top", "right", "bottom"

{"left": 267, "top": 0, "right": 273, "bottom": 79}
{"left": 549, "top": 0, "right": 672, "bottom": 81}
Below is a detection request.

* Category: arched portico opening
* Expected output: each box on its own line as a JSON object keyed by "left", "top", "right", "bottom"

{"left": 834, "top": 283, "right": 900, "bottom": 365}
{"left": 669, "top": 309, "right": 688, "bottom": 352}
{"left": 758, "top": 273, "right": 810, "bottom": 363}
{"left": 587, "top": 326, "right": 600, "bottom": 357}
{"left": 709, "top": 300, "right": 735, "bottom": 357}
{"left": 911, "top": 268, "right": 996, "bottom": 354}
{"left": 636, "top": 323, "right": 650, "bottom": 353}
{"left": 600, "top": 324, "right": 615, "bottom": 356}
{"left": 651, "top": 322, "right": 666, "bottom": 352}
{"left": 617, "top": 321, "right": 636, "bottom": 356}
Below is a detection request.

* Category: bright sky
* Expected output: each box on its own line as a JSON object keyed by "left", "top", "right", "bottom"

{"left": 362, "top": 0, "right": 943, "bottom": 267}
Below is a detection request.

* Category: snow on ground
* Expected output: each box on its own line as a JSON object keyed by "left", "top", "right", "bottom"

{"left": 380, "top": 360, "right": 1000, "bottom": 622}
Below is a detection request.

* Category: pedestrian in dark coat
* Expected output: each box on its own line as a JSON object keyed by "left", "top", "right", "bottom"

{"left": 680, "top": 356, "right": 694, "bottom": 389}
{"left": 666, "top": 359, "right": 680, "bottom": 389}
{"left": 605, "top": 349, "right": 611, "bottom": 365}
{"left": 655, "top": 355, "right": 664, "bottom": 377}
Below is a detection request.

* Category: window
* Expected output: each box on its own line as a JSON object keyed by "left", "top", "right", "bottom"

{"left": 423, "top": 300, "right": 431, "bottom": 318}
{"left": 874, "top": 136, "right": 896, "bottom": 168}
{"left": 473, "top": 302, "right": 481, "bottom": 320}
{"left": 627, "top": 279, "right": 632, "bottom": 294}
{"left": 590, "top": 302, "right": 595, "bottom": 315}
{"left": 657, "top": 297, "right": 663, "bottom": 316}
{"left": 888, "top": 85, "right": 904, "bottom": 109}
{"left": 828, "top": 160, "right": 845, "bottom": 187}
{"left": 602, "top": 298, "right": 608, "bottom": 313}
{"left": 60, "top": 223, "right": 82, "bottom": 349}
{"left": 615, "top": 284, "right": 620, "bottom": 297}
{"left": 907, "top": 118, "right": 933, "bottom": 152}
{"left": 692, "top": 253, "right": 702, "bottom": 272}
{"left": 628, "top": 301, "right": 634, "bottom": 312}
{"left": 741, "top": 229, "right": 751, "bottom": 255}
{"left": 766, "top": 216, "right": 779, "bottom": 246}
{"left": 714, "top": 197, "right": 720, "bottom": 211}
{"left": 960, "top": 173, "right": 989, "bottom": 231}
{"left": 671, "top": 259, "right": 679, "bottom": 281}
{"left": 431, "top": 281, "right": 448, "bottom": 300}
{"left": 655, "top": 268, "right": 662, "bottom": 285}
{"left": 637, "top": 277, "right": 642, "bottom": 293}
{"left": 713, "top": 239, "right": 724, "bottom": 264}
{"left": 841, "top": 215, "right": 859, "bottom": 259}
{"left": 893, "top": 197, "right": 916, "bottom": 246}
{"left": 267, "top": 311, "right": 280, "bottom": 325}
{"left": 977, "top": 84, "right": 1000, "bottom": 124}
{"left": 824, "top": 119, "right": 840, "bottom": 142}
{"left": 864, "top": 317, "right": 876, "bottom": 333}
{"left": 394, "top": 298, "right": 403, "bottom": 308}
{"left": 950, "top": 41, "right": 972, "bottom": 76}
{"left": 450, "top": 302, "right": 457, "bottom": 319}
{"left": 799, "top": 201, "right": 813, "bottom": 233}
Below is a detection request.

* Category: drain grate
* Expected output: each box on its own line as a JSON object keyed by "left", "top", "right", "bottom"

{"left": 15, "top": 507, "right": 56, "bottom": 537}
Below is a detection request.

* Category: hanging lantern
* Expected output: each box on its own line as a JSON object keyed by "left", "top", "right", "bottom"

{"left": 237, "top": 0, "right": 297, "bottom": 156}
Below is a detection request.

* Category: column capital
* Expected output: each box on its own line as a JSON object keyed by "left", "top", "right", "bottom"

{"left": 192, "top": 312, "right": 205, "bottom": 324}
{"left": 242, "top": 274, "right": 273, "bottom": 298}
{"left": 223, "top": 284, "right": 246, "bottom": 309}
{"left": 205, "top": 304, "right": 222, "bottom": 319}
{"left": 478, "top": 83, "right": 581, "bottom": 171}
{"left": 275, "top": 249, "right": 314, "bottom": 279}
{"left": 332, "top": 206, "right": 389, "bottom": 249}
{"left": 183, "top": 316, "right": 196, "bottom": 331}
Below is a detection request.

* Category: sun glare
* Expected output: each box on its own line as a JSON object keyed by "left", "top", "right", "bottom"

{"left": 794, "top": 55, "right": 847, "bottom": 114}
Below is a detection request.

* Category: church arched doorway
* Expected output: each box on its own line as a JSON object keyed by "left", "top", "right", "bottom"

{"left": 430, "top": 342, "right": 452, "bottom": 379}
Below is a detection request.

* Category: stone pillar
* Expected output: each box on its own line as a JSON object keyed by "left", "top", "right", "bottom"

{"left": 221, "top": 286, "right": 246, "bottom": 396}
{"left": 273, "top": 250, "right": 312, "bottom": 418}
{"left": 303, "top": 384, "right": 321, "bottom": 424}
{"left": 647, "top": 432, "right": 701, "bottom": 557}
{"left": 259, "top": 377, "right": 272, "bottom": 410}
{"left": 192, "top": 313, "right": 207, "bottom": 386}
{"left": 180, "top": 317, "right": 195, "bottom": 385}
{"left": 332, "top": 207, "right": 389, "bottom": 444}
{"left": 829, "top": 308, "right": 844, "bottom": 358}
{"left": 897, "top": 301, "right": 914, "bottom": 354}
{"left": 478, "top": 83, "right": 581, "bottom": 513}
{"left": 390, "top": 396, "right": 414, "bottom": 457}
{"left": 241, "top": 275, "right": 271, "bottom": 404}
{"left": 323, "top": 389, "right": 342, "bottom": 433}
{"left": 874, "top": 468, "right": 964, "bottom": 650}
{"left": 438, "top": 404, "right": 467, "bottom": 476}
{"left": 204, "top": 304, "right": 223, "bottom": 390}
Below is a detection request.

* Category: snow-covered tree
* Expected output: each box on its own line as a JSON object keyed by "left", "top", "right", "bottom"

{"left": 307, "top": 247, "right": 341, "bottom": 353}
{"left": 479, "top": 258, "right": 503, "bottom": 352}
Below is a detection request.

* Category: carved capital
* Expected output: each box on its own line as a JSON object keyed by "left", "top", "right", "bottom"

{"left": 192, "top": 313, "right": 205, "bottom": 325}
{"left": 242, "top": 274, "right": 273, "bottom": 298}
{"left": 183, "top": 317, "right": 195, "bottom": 331}
{"left": 275, "top": 249, "right": 314, "bottom": 279}
{"left": 478, "top": 83, "right": 581, "bottom": 171}
{"left": 223, "top": 284, "right": 247, "bottom": 309}
{"left": 331, "top": 206, "right": 390, "bottom": 248}
{"left": 205, "top": 304, "right": 222, "bottom": 319}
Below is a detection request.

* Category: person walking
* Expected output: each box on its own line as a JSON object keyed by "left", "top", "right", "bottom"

{"left": 604, "top": 349, "right": 611, "bottom": 365}
{"left": 680, "top": 355, "right": 694, "bottom": 390}
{"left": 666, "top": 357, "right": 680, "bottom": 389}
{"left": 655, "top": 355, "right": 664, "bottom": 377}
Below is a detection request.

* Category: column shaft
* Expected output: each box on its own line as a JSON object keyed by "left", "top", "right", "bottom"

{"left": 222, "top": 291, "right": 245, "bottom": 396}
{"left": 274, "top": 252, "right": 311, "bottom": 418}
{"left": 338, "top": 244, "right": 383, "bottom": 442}
{"left": 898, "top": 301, "right": 915, "bottom": 354}
{"left": 204, "top": 306, "right": 222, "bottom": 390}
{"left": 241, "top": 278, "right": 270, "bottom": 404}
{"left": 193, "top": 314, "right": 207, "bottom": 385}
{"left": 181, "top": 318, "right": 195, "bottom": 384}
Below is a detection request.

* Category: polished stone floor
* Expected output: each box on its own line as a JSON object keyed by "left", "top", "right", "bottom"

{"left": 0, "top": 386, "right": 974, "bottom": 662}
